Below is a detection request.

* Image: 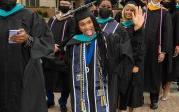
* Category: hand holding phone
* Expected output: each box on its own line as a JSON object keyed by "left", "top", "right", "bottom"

{"left": 9, "top": 29, "right": 28, "bottom": 44}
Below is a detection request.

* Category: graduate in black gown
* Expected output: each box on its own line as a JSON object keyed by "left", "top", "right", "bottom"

{"left": 42, "top": 1, "right": 74, "bottom": 111}
{"left": 65, "top": 7, "right": 133, "bottom": 112}
{"left": 119, "top": 1, "right": 145, "bottom": 112}
{"left": 144, "top": 0, "right": 173, "bottom": 109}
{"left": 172, "top": 0, "right": 179, "bottom": 91}
{"left": 96, "top": 0, "right": 120, "bottom": 36}
{"left": 0, "top": 0, "right": 54, "bottom": 112}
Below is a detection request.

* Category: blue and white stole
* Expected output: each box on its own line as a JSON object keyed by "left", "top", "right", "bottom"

{"left": 72, "top": 40, "right": 109, "bottom": 112}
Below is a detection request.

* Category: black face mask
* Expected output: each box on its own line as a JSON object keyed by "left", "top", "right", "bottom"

{"left": 99, "top": 8, "right": 112, "bottom": 19}
{"left": 58, "top": 6, "right": 70, "bottom": 13}
{"left": 0, "top": 0, "right": 17, "bottom": 11}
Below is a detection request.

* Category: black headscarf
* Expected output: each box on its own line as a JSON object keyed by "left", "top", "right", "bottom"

{"left": 0, "top": 0, "right": 17, "bottom": 11}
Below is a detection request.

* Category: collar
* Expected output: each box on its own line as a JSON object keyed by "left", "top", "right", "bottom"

{"left": 73, "top": 33, "right": 97, "bottom": 43}
{"left": 96, "top": 17, "right": 113, "bottom": 24}
{"left": 121, "top": 20, "right": 134, "bottom": 28}
{"left": 147, "top": 1, "right": 161, "bottom": 11}
{"left": 176, "top": 3, "right": 179, "bottom": 9}
{"left": 0, "top": 4, "right": 24, "bottom": 17}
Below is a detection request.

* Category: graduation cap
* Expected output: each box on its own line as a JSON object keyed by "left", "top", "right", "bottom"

{"left": 125, "top": 0, "right": 137, "bottom": 6}
{"left": 121, "top": 0, "right": 146, "bottom": 7}
{"left": 74, "top": 7, "right": 92, "bottom": 22}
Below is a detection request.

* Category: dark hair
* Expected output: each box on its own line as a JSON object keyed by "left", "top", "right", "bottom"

{"left": 100, "top": 0, "right": 112, "bottom": 5}
{"left": 74, "top": 14, "right": 102, "bottom": 35}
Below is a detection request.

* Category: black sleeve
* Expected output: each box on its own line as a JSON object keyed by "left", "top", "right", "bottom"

{"left": 161, "top": 11, "right": 173, "bottom": 54}
{"left": 30, "top": 12, "right": 54, "bottom": 59}
{"left": 173, "top": 11, "right": 179, "bottom": 46}
{"left": 115, "top": 26, "right": 134, "bottom": 62}
{"left": 62, "top": 17, "right": 76, "bottom": 47}
{"left": 132, "top": 28, "right": 145, "bottom": 68}
{"left": 106, "top": 26, "right": 134, "bottom": 76}
{"left": 162, "top": 11, "right": 173, "bottom": 74}
{"left": 47, "top": 17, "right": 54, "bottom": 28}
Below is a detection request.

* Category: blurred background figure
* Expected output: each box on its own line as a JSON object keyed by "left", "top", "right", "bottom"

{"left": 42, "top": 0, "right": 74, "bottom": 112}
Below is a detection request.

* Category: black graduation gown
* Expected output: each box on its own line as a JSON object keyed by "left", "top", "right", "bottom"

{"left": 65, "top": 30, "right": 133, "bottom": 112}
{"left": 144, "top": 8, "right": 173, "bottom": 93}
{"left": 119, "top": 26, "right": 145, "bottom": 109}
{"left": 65, "top": 33, "right": 110, "bottom": 112}
{"left": 171, "top": 8, "right": 179, "bottom": 80}
{"left": 0, "top": 8, "right": 53, "bottom": 112}
{"left": 99, "top": 19, "right": 134, "bottom": 111}
{"left": 42, "top": 16, "right": 74, "bottom": 90}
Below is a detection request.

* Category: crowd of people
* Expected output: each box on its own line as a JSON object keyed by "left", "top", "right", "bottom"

{"left": 0, "top": 0, "right": 179, "bottom": 112}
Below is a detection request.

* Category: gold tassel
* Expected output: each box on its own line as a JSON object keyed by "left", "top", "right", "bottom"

{"left": 102, "top": 95, "right": 106, "bottom": 105}
{"left": 80, "top": 100, "right": 87, "bottom": 112}
{"left": 101, "top": 96, "right": 106, "bottom": 106}
{"left": 80, "top": 100, "right": 84, "bottom": 111}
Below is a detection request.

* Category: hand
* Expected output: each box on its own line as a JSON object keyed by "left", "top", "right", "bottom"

{"left": 132, "top": 6, "right": 145, "bottom": 31}
{"left": 174, "top": 46, "right": 179, "bottom": 57}
{"left": 158, "top": 53, "right": 165, "bottom": 63}
{"left": 132, "top": 66, "right": 139, "bottom": 73}
{"left": 9, "top": 29, "right": 28, "bottom": 44}
{"left": 54, "top": 44, "right": 60, "bottom": 53}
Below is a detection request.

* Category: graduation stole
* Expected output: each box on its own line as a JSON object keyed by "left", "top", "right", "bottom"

{"left": 73, "top": 33, "right": 97, "bottom": 42}
{"left": 96, "top": 17, "right": 113, "bottom": 24}
{"left": 176, "top": 3, "right": 179, "bottom": 9}
{"left": 0, "top": 4, "right": 24, "bottom": 17}
{"left": 147, "top": 2, "right": 161, "bottom": 11}
{"left": 72, "top": 40, "right": 109, "bottom": 112}
{"left": 121, "top": 20, "right": 134, "bottom": 28}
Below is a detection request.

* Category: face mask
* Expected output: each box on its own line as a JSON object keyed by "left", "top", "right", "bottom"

{"left": 99, "top": 8, "right": 112, "bottom": 19}
{"left": 0, "top": 0, "right": 17, "bottom": 11}
{"left": 58, "top": 6, "right": 70, "bottom": 13}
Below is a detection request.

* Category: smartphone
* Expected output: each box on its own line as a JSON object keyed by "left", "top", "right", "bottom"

{"left": 9, "top": 30, "right": 20, "bottom": 44}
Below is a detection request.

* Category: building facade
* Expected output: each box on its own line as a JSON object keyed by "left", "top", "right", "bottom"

{"left": 17, "top": 0, "right": 84, "bottom": 8}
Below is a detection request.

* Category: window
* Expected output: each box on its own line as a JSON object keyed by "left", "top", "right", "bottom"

{"left": 26, "top": 0, "right": 39, "bottom": 7}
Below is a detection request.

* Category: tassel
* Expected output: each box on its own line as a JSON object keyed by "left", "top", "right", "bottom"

{"left": 101, "top": 95, "right": 107, "bottom": 106}
{"left": 80, "top": 100, "right": 87, "bottom": 112}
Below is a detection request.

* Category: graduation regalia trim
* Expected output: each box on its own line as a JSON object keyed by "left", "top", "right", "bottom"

{"left": 97, "top": 17, "right": 119, "bottom": 35}
{"left": 0, "top": 4, "right": 24, "bottom": 17}
{"left": 144, "top": 5, "right": 163, "bottom": 54}
{"left": 71, "top": 39, "right": 109, "bottom": 112}
{"left": 176, "top": 3, "right": 179, "bottom": 9}
{"left": 73, "top": 33, "right": 97, "bottom": 42}
{"left": 96, "top": 17, "right": 113, "bottom": 24}
{"left": 121, "top": 20, "right": 134, "bottom": 28}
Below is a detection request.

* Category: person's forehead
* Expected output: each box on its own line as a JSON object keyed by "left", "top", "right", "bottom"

{"left": 125, "top": 5, "right": 135, "bottom": 10}
{"left": 79, "top": 17, "right": 92, "bottom": 24}
{"left": 100, "top": 1, "right": 112, "bottom": 6}
{"left": 60, "top": 1, "right": 71, "bottom": 5}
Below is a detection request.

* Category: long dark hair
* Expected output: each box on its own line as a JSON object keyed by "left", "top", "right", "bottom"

{"left": 74, "top": 14, "right": 107, "bottom": 67}
{"left": 74, "top": 14, "right": 102, "bottom": 35}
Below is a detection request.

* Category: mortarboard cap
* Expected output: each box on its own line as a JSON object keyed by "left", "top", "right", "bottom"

{"left": 74, "top": 7, "right": 92, "bottom": 22}
{"left": 121, "top": 0, "right": 146, "bottom": 7}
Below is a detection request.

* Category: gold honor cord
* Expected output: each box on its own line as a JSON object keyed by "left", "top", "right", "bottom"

{"left": 97, "top": 52, "right": 107, "bottom": 107}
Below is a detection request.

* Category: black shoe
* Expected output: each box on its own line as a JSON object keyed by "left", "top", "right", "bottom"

{"left": 150, "top": 103, "right": 158, "bottom": 110}
{"left": 47, "top": 101, "right": 55, "bottom": 108}
{"left": 60, "top": 106, "right": 67, "bottom": 112}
